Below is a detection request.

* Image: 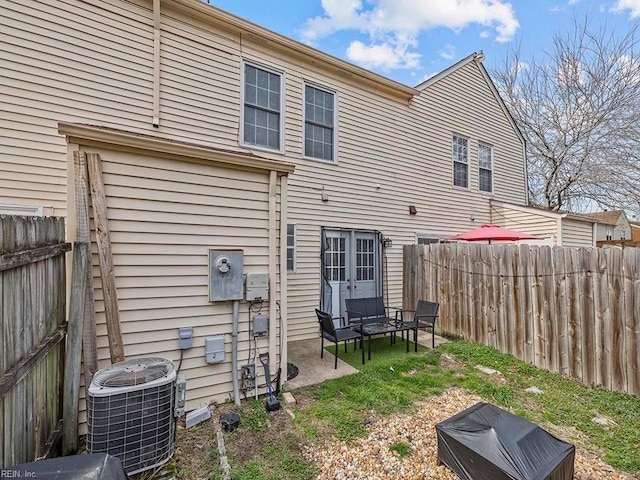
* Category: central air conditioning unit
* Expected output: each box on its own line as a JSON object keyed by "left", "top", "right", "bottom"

{"left": 87, "top": 357, "right": 179, "bottom": 475}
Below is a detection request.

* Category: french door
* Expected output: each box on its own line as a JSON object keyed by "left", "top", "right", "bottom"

{"left": 321, "top": 229, "right": 382, "bottom": 320}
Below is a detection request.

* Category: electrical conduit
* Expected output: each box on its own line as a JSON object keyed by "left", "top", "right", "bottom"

{"left": 231, "top": 299, "right": 241, "bottom": 405}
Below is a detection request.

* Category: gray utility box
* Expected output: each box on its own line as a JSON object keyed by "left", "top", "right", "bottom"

{"left": 205, "top": 336, "right": 225, "bottom": 364}
{"left": 245, "top": 272, "right": 269, "bottom": 301}
{"left": 209, "top": 250, "right": 244, "bottom": 302}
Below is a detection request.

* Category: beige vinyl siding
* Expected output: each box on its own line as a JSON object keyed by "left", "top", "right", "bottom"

{"left": 2, "top": 0, "right": 527, "bottom": 347}
{"left": 491, "top": 205, "right": 559, "bottom": 242}
{"left": 73, "top": 146, "right": 282, "bottom": 430}
{"left": 413, "top": 63, "right": 525, "bottom": 206}
{"left": 279, "top": 59, "right": 526, "bottom": 340}
{"left": 562, "top": 219, "right": 594, "bottom": 247}
{"left": 0, "top": 0, "right": 154, "bottom": 216}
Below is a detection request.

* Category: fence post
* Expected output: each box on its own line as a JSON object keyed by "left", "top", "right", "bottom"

{"left": 62, "top": 242, "right": 88, "bottom": 455}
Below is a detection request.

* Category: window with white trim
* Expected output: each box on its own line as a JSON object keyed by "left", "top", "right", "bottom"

{"left": 304, "top": 84, "right": 335, "bottom": 161}
{"left": 478, "top": 143, "right": 493, "bottom": 193}
{"left": 243, "top": 63, "right": 282, "bottom": 150}
{"left": 287, "top": 224, "right": 296, "bottom": 272}
{"left": 452, "top": 135, "right": 469, "bottom": 188}
{"left": 417, "top": 237, "right": 440, "bottom": 245}
{"left": 606, "top": 228, "right": 613, "bottom": 240}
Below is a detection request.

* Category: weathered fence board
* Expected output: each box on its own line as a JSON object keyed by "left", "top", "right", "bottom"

{"left": 1, "top": 216, "right": 67, "bottom": 467}
{"left": 404, "top": 243, "right": 640, "bottom": 397}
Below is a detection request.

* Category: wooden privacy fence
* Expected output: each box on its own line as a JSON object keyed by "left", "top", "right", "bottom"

{"left": 403, "top": 243, "right": 640, "bottom": 397}
{"left": 0, "top": 216, "right": 70, "bottom": 467}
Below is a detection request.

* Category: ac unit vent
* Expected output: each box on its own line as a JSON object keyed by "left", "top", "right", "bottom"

{"left": 87, "top": 357, "right": 177, "bottom": 475}
{"left": 92, "top": 357, "right": 173, "bottom": 388}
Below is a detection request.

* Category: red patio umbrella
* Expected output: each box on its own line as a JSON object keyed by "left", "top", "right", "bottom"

{"left": 445, "top": 224, "right": 541, "bottom": 243}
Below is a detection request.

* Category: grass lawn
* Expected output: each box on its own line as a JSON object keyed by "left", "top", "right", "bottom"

{"left": 174, "top": 339, "right": 640, "bottom": 479}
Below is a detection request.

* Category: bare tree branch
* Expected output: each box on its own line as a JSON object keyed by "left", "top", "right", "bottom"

{"left": 492, "top": 14, "right": 640, "bottom": 215}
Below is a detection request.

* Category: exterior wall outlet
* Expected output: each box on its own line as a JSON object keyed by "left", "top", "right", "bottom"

{"left": 178, "top": 327, "right": 193, "bottom": 349}
{"left": 241, "top": 364, "right": 256, "bottom": 389}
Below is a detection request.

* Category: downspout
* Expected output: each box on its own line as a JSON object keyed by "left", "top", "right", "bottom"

{"left": 231, "top": 299, "right": 240, "bottom": 406}
{"left": 279, "top": 175, "right": 288, "bottom": 385}
{"left": 152, "top": 0, "right": 161, "bottom": 127}
{"left": 268, "top": 171, "right": 277, "bottom": 383}
{"left": 592, "top": 222, "right": 597, "bottom": 248}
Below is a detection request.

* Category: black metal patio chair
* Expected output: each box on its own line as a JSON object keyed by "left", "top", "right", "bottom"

{"left": 315, "top": 309, "right": 364, "bottom": 368}
{"left": 398, "top": 300, "right": 439, "bottom": 350}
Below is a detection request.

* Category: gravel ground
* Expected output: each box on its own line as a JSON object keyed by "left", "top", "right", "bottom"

{"left": 303, "top": 388, "right": 637, "bottom": 480}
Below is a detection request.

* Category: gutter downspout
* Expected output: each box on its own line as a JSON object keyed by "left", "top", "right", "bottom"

{"left": 152, "top": 0, "right": 161, "bottom": 127}
{"left": 231, "top": 299, "right": 240, "bottom": 405}
{"left": 268, "top": 171, "right": 277, "bottom": 382}
{"left": 556, "top": 215, "right": 564, "bottom": 247}
{"left": 279, "top": 175, "right": 288, "bottom": 385}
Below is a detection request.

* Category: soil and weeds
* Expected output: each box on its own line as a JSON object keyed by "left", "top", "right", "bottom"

{"left": 173, "top": 339, "right": 640, "bottom": 479}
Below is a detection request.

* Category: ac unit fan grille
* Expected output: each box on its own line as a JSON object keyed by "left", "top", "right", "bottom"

{"left": 92, "top": 357, "right": 173, "bottom": 388}
{"left": 88, "top": 381, "right": 175, "bottom": 474}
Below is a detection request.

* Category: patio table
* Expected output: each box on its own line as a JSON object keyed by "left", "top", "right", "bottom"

{"left": 352, "top": 321, "right": 412, "bottom": 361}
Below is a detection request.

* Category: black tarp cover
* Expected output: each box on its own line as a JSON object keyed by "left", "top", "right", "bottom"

{"left": 436, "top": 402, "right": 575, "bottom": 480}
{"left": 1, "top": 453, "right": 128, "bottom": 480}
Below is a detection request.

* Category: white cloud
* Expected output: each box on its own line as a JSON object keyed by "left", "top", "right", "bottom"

{"left": 300, "top": 0, "right": 520, "bottom": 70}
{"left": 611, "top": 0, "right": 640, "bottom": 17}
{"left": 346, "top": 40, "right": 421, "bottom": 69}
{"left": 439, "top": 44, "right": 456, "bottom": 60}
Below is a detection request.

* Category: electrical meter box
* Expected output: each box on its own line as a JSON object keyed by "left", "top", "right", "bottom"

{"left": 205, "top": 336, "right": 225, "bottom": 364}
{"left": 245, "top": 273, "right": 269, "bottom": 301}
{"left": 209, "top": 250, "right": 244, "bottom": 302}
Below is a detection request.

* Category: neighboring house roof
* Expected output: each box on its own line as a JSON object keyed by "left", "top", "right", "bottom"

{"left": 168, "top": 0, "right": 420, "bottom": 101}
{"left": 491, "top": 200, "right": 606, "bottom": 224}
{"left": 584, "top": 210, "right": 626, "bottom": 225}
{"left": 415, "top": 52, "right": 525, "bottom": 147}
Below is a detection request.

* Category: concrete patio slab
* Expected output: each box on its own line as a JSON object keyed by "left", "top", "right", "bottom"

{"left": 284, "top": 338, "right": 359, "bottom": 390}
{"left": 284, "top": 331, "right": 448, "bottom": 391}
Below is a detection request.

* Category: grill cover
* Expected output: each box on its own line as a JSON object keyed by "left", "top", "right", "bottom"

{"left": 3, "top": 453, "right": 128, "bottom": 480}
{"left": 436, "top": 402, "right": 575, "bottom": 480}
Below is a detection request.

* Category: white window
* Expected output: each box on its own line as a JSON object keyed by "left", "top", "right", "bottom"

{"left": 287, "top": 224, "right": 296, "bottom": 272}
{"left": 304, "top": 84, "right": 335, "bottom": 162}
{"left": 417, "top": 237, "right": 440, "bottom": 245}
{"left": 478, "top": 143, "right": 493, "bottom": 193}
{"left": 0, "top": 203, "right": 44, "bottom": 216}
{"left": 452, "top": 135, "right": 469, "bottom": 188}
{"left": 242, "top": 63, "right": 282, "bottom": 151}
{"left": 606, "top": 228, "right": 613, "bottom": 240}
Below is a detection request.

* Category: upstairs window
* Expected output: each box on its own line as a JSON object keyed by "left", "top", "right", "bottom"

{"left": 304, "top": 84, "right": 335, "bottom": 161}
{"left": 243, "top": 63, "right": 282, "bottom": 151}
{"left": 478, "top": 143, "right": 493, "bottom": 193}
{"left": 452, "top": 135, "right": 469, "bottom": 188}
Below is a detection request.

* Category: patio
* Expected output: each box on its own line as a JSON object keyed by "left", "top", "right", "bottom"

{"left": 285, "top": 330, "right": 449, "bottom": 390}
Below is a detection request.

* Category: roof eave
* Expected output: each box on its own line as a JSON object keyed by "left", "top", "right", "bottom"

{"left": 165, "top": 0, "right": 420, "bottom": 101}
{"left": 58, "top": 123, "right": 295, "bottom": 175}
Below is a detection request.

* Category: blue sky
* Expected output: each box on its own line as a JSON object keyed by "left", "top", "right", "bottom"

{"left": 208, "top": 0, "right": 640, "bottom": 86}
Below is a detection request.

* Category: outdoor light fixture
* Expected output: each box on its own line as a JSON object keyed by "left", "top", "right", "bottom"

{"left": 382, "top": 237, "right": 393, "bottom": 249}
{"left": 409, "top": 205, "right": 417, "bottom": 215}
{"left": 321, "top": 192, "right": 329, "bottom": 202}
